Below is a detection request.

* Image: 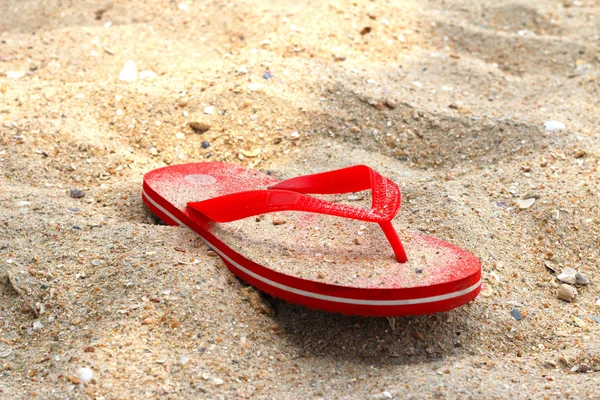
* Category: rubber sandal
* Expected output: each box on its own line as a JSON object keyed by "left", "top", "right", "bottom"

{"left": 142, "top": 162, "right": 481, "bottom": 317}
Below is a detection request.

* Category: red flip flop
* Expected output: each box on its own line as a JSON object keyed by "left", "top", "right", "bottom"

{"left": 142, "top": 162, "right": 481, "bottom": 317}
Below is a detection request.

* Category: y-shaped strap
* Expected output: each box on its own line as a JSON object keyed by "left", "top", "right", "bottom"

{"left": 187, "top": 165, "right": 408, "bottom": 263}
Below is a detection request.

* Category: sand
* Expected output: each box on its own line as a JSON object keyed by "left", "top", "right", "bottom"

{"left": 1, "top": 0, "right": 599, "bottom": 398}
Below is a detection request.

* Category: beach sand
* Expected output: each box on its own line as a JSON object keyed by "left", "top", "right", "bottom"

{"left": 1, "top": 0, "right": 599, "bottom": 398}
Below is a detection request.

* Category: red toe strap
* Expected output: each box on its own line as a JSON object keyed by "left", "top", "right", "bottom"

{"left": 188, "top": 165, "right": 408, "bottom": 262}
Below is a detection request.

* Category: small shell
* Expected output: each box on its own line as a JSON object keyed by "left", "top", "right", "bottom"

{"left": 557, "top": 284, "right": 577, "bottom": 302}
{"left": 557, "top": 267, "right": 577, "bottom": 285}
{"left": 480, "top": 283, "right": 493, "bottom": 297}
{"left": 0, "top": 347, "right": 13, "bottom": 358}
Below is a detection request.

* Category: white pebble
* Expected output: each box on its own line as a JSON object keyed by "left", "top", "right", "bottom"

{"left": 203, "top": 106, "right": 214, "bottom": 115}
{"left": 33, "top": 321, "right": 43, "bottom": 330}
{"left": 517, "top": 29, "right": 533, "bottom": 37}
{"left": 139, "top": 70, "right": 157, "bottom": 80}
{"left": 119, "top": 60, "right": 137, "bottom": 82}
{"left": 77, "top": 367, "right": 93, "bottom": 384}
{"left": 517, "top": 198, "right": 535, "bottom": 209}
{"left": 213, "top": 377, "right": 224, "bottom": 385}
{"left": 544, "top": 120, "right": 565, "bottom": 131}
{"left": 236, "top": 65, "right": 248, "bottom": 75}
{"left": 179, "top": 356, "right": 189, "bottom": 365}
{"left": 247, "top": 82, "right": 264, "bottom": 92}
{"left": 6, "top": 71, "right": 26, "bottom": 79}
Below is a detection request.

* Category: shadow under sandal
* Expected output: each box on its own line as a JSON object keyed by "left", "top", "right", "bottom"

{"left": 143, "top": 162, "right": 481, "bottom": 317}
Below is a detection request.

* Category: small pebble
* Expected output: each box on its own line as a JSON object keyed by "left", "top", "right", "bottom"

{"left": 511, "top": 308, "right": 523, "bottom": 321}
{"left": 91, "top": 259, "right": 101, "bottom": 266}
{"left": 70, "top": 189, "right": 85, "bottom": 199}
{"left": 204, "top": 106, "right": 214, "bottom": 115}
{"left": 139, "top": 70, "right": 157, "bottom": 80}
{"left": 77, "top": 367, "right": 93, "bottom": 384}
{"left": 189, "top": 118, "right": 211, "bottom": 133}
{"left": 33, "top": 320, "right": 44, "bottom": 330}
{"left": 201, "top": 141, "right": 210, "bottom": 149}
{"left": 272, "top": 218, "right": 286, "bottom": 226}
{"left": 557, "top": 284, "right": 577, "bottom": 302}
{"left": 290, "top": 131, "right": 300, "bottom": 139}
{"left": 575, "top": 272, "right": 589, "bottom": 286}
{"left": 574, "top": 150, "right": 586, "bottom": 158}
{"left": 213, "top": 377, "right": 224, "bottom": 385}
{"left": 241, "top": 149, "right": 260, "bottom": 158}
{"left": 571, "top": 364, "right": 591, "bottom": 373}
{"left": 517, "top": 198, "right": 535, "bottom": 209}
{"left": 557, "top": 267, "right": 577, "bottom": 285}
{"left": 573, "top": 317, "right": 587, "bottom": 328}
{"left": 142, "top": 317, "right": 157, "bottom": 325}
{"left": 179, "top": 356, "right": 190, "bottom": 365}
{"left": 119, "top": 60, "right": 137, "bottom": 82}
{"left": 6, "top": 71, "right": 26, "bottom": 79}
{"left": 544, "top": 120, "right": 565, "bottom": 131}
{"left": 178, "top": 98, "right": 188, "bottom": 107}
{"left": 591, "top": 315, "right": 600, "bottom": 323}
{"left": 385, "top": 98, "right": 397, "bottom": 109}
{"left": 263, "top": 70, "right": 272, "bottom": 79}
{"left": 248, "top": 82, "right": 264, "bottom": 92}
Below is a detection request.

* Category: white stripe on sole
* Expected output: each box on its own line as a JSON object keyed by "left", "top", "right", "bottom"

{"left": 143, "top": 189, "right": 481, "bottom": 306}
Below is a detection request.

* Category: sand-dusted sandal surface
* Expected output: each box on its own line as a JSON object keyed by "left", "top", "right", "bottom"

{"left": 142, "top": 162, "right": 481, "bottom": 316}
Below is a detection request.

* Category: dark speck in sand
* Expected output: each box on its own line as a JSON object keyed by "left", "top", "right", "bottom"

{"left": 70, "top": 189, "right": 85, "bottom": 198}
